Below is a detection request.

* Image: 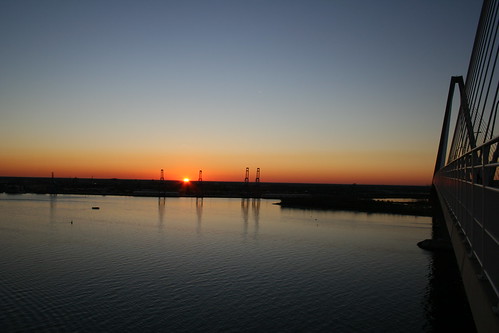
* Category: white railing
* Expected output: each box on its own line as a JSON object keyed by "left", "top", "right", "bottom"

{"left": 434, "top": 135, "right": 499, "bottom": 303}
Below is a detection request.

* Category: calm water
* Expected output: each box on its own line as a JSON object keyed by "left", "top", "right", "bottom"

{"left": 0, "top": 193, "right": 471, "bottom": 332}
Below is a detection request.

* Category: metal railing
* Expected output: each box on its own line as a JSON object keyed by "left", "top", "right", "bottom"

{"left": 434, "top": 135, "right": 499, "bottom": 304}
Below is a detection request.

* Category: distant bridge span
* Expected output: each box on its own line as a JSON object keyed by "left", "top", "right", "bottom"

{"left": 433, "top": 1, "right": 499, "bottom": 331}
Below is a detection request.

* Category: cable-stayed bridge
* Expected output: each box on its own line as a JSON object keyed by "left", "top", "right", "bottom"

{"left": 432, "top": 1, "right": 499, "bottom": 331}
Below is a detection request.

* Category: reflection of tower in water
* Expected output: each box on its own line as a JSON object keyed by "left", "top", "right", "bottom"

{"left": 49, "top": 194, "right": 57, "bottom": 223}
{"left": 158, "top": 197, "right": 166, "bottom": 228}
{"left": 252, "top": 198, "right": 260, "bottom": 238}
{"left": 241, "top": 198, "right": 250, "bottom": 237}
{"left": 241, "top": 198, "right": 261, "bottom": 239}
{"left": 241, "top": 198, "right": 250, "bottom": 220}
{"left": 196, "top": 197, "right": 203, "bottom": 234}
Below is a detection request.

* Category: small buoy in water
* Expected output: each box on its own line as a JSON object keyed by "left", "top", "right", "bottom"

{"left": 92, "top": 206, "right": 100, "bottom": 210}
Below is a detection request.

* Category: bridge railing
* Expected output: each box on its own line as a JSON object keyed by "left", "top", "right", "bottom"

{"left": 433, "top": 135, "right": 499, "bottom": 302}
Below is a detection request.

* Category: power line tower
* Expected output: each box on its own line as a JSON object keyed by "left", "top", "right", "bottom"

{"left": 244, "top": 167, "right": 249, "bottom": 184}
{"left": 159, "top": 169, "right": 166, "bottom": 197}
{"left": 255, "top": 168, "right": 260, "bottom": 183}
{"left": 50, "top": 171, "right": 57, "bottom": 194}
{"left": 197, "top": 170, "right": 203, "bottom": 198}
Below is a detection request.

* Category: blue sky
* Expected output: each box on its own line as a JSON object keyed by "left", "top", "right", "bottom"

{"left": 0, "top": 0, "right": 483, "bottom": 184}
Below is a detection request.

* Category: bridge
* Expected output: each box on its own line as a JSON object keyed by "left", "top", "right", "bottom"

{"left": 432, "top": 0, "right": 499, "bottom": 331}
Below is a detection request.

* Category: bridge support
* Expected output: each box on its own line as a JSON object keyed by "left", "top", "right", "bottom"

{"left": 434, "top": 76, "right": 477, "bottom": 174}
{"left": 434, "top": 190, "right": 499, "bottom": 332}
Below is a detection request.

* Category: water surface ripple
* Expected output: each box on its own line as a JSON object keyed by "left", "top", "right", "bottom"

{"left": 0, "top": 194, "right": 461, "bottom": 332}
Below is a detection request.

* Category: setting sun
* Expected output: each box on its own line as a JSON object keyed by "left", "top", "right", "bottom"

{"left": 183, "top": 178, "right": 190, "bottom": 183}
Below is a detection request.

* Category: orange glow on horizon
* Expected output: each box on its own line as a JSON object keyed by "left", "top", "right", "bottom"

{"left": 0, "top": 166, "right": 432, "bottom": 186}
{"left": 0, "top": 147, "right": 435, "bottom": 186}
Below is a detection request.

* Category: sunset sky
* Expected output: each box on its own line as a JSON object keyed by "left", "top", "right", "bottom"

{"left": 0, "top": 0, "right": 482, "bottom": 185}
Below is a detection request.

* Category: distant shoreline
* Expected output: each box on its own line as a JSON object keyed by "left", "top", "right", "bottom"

{"left": 277, "top": 196, "right": 432, "bottom": 216}
{"left": 0, "top": 177, "right": 432, "bottom": 216}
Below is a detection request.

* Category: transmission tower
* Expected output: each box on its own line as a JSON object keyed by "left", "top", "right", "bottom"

{"left": 160, "top": 169, "right": 164, "bottom": 181}
{"left": 244, "top": 167, "right": 249, "bottom": 183}
{"left": 198, "top": 170, "right": 203, "bottom": 182}
{"left": 255, "top": 168, "right": 260, "bottom": 183}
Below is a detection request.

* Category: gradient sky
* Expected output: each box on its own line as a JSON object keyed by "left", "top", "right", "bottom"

{"left": 0, "top": 0, "right": 482, "bottom": 185}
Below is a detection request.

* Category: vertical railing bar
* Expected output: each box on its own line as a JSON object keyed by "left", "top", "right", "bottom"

{"left": 481, "top": 145, "right": 486, "bottom": 274}
{"left": 471, "top": 151, "right": 474, "bottom": 255}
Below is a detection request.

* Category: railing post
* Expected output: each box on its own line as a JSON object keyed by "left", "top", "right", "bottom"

{"left": 481, "top": 145, "right": 487, "bottom": 275}
{"left": 470, "top": 150, "right": 474, "bottom": 256}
